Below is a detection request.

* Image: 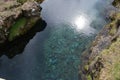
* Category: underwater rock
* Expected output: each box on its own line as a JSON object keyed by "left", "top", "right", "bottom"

{"left": 79, "top": 0, "right": 120, "bottom": 80}
{"left": 0, "top": 0, "right": 46, "bottom": 58}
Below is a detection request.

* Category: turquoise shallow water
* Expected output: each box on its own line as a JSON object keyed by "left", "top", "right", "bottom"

{"left": 0, "top": 0, "right": 113, "bottom": 80}
{"left": 43, "top": 24, "right": 95, "bottom": 80}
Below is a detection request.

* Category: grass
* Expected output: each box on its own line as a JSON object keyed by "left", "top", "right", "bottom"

{"left": 87, "top": 75, "right": 92, "bottom": 80}
{"left": 8, "top": 17, "right": 27, "bottom": 41}
{"left": 109, "top": 21, "right": 117, "bottom": 35}
{"left": 114, "top": 62, "right": 120, "bottom": 80}
{"left": 99, "top": 38, "right": 120, "bottom": 80}
{"left": 106, "top": 12, "right": 120, "bottom": 36}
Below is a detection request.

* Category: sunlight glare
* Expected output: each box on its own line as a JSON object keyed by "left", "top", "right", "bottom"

{"left": 0, "top": 78, "right": 6, "bottom": 80}
{"left": 74, "top": 15, "right": 88, "bottom": 30}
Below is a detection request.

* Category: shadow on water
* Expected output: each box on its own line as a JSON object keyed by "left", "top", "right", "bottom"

{"left": 0, "top": 19, "right": 47, "bottom": 58}
{"left": 0, "top": 19, "right": 48, "bottom": 80}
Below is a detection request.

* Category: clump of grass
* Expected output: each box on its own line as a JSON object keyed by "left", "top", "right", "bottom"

{"left": 8, "top": 17, "right": 27, "bottom": 41}
{"left": 109, "top": 22, "right": 117, "bottom": 36}
{"left": 107, "top": 12, "right": 120, "bottom": 36}
{"left": 87, "top": 75, "right": 92, "bottom": 80}
{"left": 114, "top": 62, "right": 120, "bottom": 80}
{"left": 99, "top": 38, "right": 120, "bottom": 80}
{"left": 106, "top": 18, "right": 118, "bottom": 36}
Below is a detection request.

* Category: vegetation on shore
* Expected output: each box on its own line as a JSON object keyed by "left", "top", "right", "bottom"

{"left": 81, "top": 0, "right": 120, "bottom": 80}
{"left": 99, "top": 38, "right": 120, "bottom": 80}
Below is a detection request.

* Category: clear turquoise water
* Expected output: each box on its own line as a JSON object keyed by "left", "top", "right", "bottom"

{"left": 43, "top": 23, "right": 95, "bottom": 80}
{"left": 0, "top": 0, "right": 113, "bottom": 80}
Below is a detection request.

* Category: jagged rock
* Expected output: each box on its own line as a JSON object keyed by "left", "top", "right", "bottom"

{"left": 79, "top": 0, "right": 120, "bottom": 80}
{"left": 112, "top": 0, "right": 120, "bottom": 8}
{"left": 0, "top": 0, "right": 46, "bottom": 58}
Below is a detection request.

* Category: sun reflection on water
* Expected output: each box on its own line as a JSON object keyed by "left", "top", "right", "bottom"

{"left": 74, "top": 15, "right": 89, "bottom": 30}
{"left": 72, "top": 13, "right": 96, "bottom": 35}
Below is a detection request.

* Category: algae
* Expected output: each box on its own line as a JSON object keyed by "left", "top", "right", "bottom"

{"left": 87, "top": 75, "right": 92, "bottom": 80}
{"left": 8, "top": 17, "right": 27, "bottom": 41}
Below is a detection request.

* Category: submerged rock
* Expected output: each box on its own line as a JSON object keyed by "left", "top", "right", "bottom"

{"left": 0, "top": 0, "right": 46, "bottom": 58}
{"left": 79, "top": 0, "right": 120, "bottom": 80}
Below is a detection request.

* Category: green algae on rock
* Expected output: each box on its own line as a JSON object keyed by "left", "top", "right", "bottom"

{"left": 9, "top": 18, "right": 27, "bottom": 41}
{"left": 8, "top": 17, "right": 40, "bottom": 41}
{"left": 0, "top": 0, "right": 46, "bottom": 57}
{"left": 0, "top": 0, "right": 44, "bottom": 42}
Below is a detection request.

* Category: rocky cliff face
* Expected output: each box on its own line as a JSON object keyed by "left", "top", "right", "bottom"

{"left": 79, "top": 0, "right": 120, "bottom": 80}
{"left": 0, "top": 0, "right": 46, "bottom": 58}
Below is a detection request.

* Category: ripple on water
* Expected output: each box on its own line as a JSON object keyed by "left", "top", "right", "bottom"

{"left": 43, "top": 24, "right": 95, "bottom": 80}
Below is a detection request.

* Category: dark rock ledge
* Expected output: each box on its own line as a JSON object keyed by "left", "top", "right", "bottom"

{"left": 0, "top": 0, "right": 46, "bottom": 58}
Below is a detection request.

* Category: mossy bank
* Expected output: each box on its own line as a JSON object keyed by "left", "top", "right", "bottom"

{"left": 79, "top": 0, "right": 120, "bottom": 80}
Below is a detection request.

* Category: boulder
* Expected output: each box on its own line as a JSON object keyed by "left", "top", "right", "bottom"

{"left": 0, "top": 0, "right": 46, "bottom": 58}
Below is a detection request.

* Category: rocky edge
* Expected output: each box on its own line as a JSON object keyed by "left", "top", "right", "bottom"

{"left": 0, "top": 0, "right": 46, "bottom": 58}
{"left": 80, "top": 0, "right": 120, "bottom": 80}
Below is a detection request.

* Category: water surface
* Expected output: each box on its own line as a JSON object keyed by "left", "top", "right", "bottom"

{"left": 0, "top": 0, "right": 113, "bottom": 80}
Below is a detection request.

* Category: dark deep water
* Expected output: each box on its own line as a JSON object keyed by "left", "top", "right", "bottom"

{"left": 0, "top": 0, "right": 114, "bottom": 80}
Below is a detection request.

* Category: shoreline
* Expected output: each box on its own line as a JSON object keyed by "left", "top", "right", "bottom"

{"left": 79, "top": 0, "right": 120, "bottom": 79}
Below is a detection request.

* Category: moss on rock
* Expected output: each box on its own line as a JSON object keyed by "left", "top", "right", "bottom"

{"left": 80, "top": 1, "right": 120, "bottom": 79}
{"left": 8, "top": 17, "right": 27, "bottom": 41}
{"left": 99, "top": 38, "right": 120, "bottom": 80}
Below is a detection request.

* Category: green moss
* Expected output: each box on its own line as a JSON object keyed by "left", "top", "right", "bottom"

{"left": 112, "top": 39, "right": 120, "bottom": 79}
{"left": 9, "top": 17, "right": 27, "bottom": 41}
{"left": 108, "top": 12, "right": 120, "bottom": 36}
{"left": 101, "top": 38, "right": 120, "bottom": 54}
{"left": 109, "top": 26, "right": 117, "bottom": 35}
{"left": 101, "top": 49, "right": 109, "bottom": 54}
{"left": 99, "top": 38, "right": 120, "bottom": 79}
{"left": 87, "top": 75, "right": 92, "bottom": 80}
{"left": 20, "top": 17, "right": 39, "bottom": 34}
{"left": 84, "top": 64, "right": 89, "bottom": 71}
{"left": 114, "top": 62, "right": 120, "bottom": 80}
{"left": 109, "top": 21, "right": 117, "bottom": 35}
